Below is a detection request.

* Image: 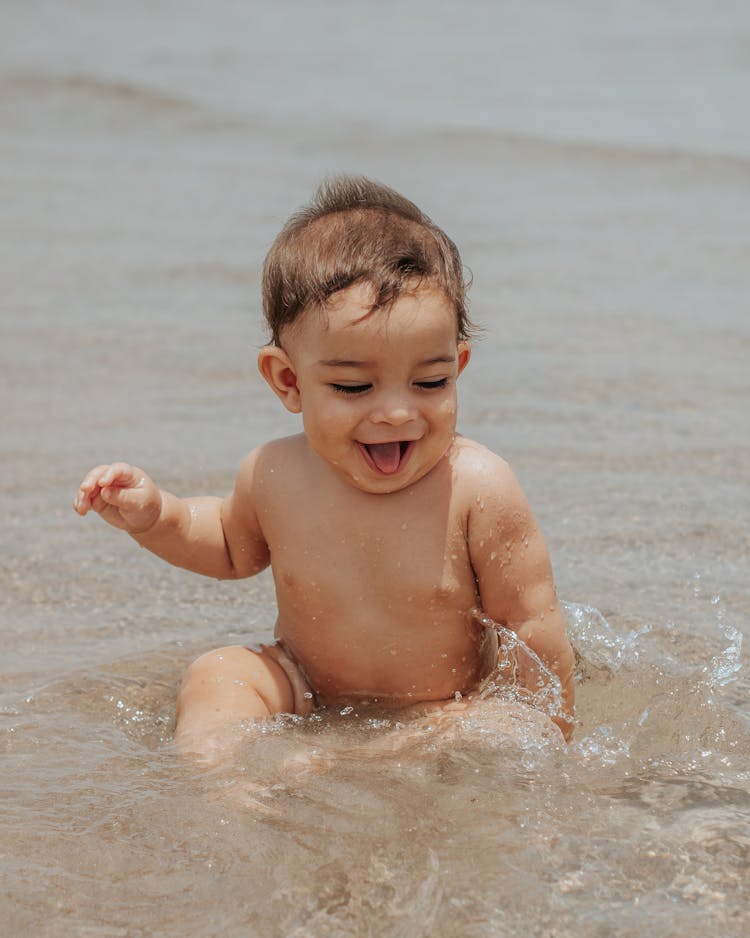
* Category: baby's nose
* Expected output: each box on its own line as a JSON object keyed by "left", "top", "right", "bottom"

{"left": 370, "top": 393, "right": 417, "bottom": 425}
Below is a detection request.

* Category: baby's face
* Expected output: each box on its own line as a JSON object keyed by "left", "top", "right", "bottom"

{"left": 280, "top": 281, "right": 470, "bottom": 494}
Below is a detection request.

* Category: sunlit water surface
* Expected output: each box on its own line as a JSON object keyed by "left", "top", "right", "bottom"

{"left": 2, "top": 1, "right": 749, "bottom": 935}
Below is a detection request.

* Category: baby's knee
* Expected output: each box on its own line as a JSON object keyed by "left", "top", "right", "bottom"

{"left": 180, "top": 645, "right": 249, "bottom": 688}
{"left": 174, "top": 645, "right": 281, "bottom": 760}
{"left": 176, "top": 644, "right": 296, "bottom": 720}
{"left": 180, "top": 645, "right": 247, "bottom": 697}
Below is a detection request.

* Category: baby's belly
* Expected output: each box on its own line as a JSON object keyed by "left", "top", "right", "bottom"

{"left": 276, "top": 606, "right": 497, "bottom": 707}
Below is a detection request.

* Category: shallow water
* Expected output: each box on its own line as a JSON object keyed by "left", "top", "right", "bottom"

{"left": 3, "top": 602, "right": 748, "bottom": 936}
{"left": 2, "top": 1, "right": 749, "bottom": 935}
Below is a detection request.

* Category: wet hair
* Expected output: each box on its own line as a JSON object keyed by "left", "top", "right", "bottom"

{"left": 261, "top": 175, "right": 472, "bottom": 345}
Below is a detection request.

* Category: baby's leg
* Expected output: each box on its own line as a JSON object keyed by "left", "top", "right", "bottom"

{"left": 173, "top": 644, "right": 300, "bottom": 764}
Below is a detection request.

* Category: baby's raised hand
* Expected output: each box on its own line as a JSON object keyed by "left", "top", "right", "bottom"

{"left": 73, "top": 463, "right": 162, "bottom": 534}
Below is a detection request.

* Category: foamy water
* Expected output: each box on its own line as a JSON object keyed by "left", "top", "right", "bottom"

{"left": 2, "top": 1, "right": 749, "bottom": 934}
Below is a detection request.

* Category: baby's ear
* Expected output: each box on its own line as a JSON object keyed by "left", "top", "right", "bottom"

{"left": 257, "top": 347, "right": 302, "bottom": 413}
{"left": 457, "top": 340, "right": 471, "bottom": 376}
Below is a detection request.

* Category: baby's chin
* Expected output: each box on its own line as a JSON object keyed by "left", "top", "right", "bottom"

{"left": 338, "top": 460, "right": 440, "bottom": 495}
{"left": 341, "top": 470, "right": 419, "bottom": 495}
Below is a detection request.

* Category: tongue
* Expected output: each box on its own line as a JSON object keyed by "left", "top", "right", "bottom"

{"left": 367, "top": 442, "right": 402, "bottom": 474}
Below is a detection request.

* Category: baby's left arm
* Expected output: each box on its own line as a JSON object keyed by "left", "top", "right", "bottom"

{"left": 466, "top": 451, "right": 575, "bottom": 740}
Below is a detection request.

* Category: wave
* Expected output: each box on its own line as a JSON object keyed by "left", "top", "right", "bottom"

{"left": 0, "top": 71, "right": 196, "bottom": 113}
{"left": 4, "top": 70, "right": 748, "bottom": 174}
{"left": 413, "top": 125, "right": 750, "bottom": 175}
{"left": 0, "top": 71, "right": 202, "bottom": 134}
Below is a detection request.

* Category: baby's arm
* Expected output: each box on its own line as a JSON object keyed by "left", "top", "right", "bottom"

{"left": 73, "top": 454, "right": 270, "bottom": 579}
{"left": 466, "top": 451, "right": 575, "bottom": 740}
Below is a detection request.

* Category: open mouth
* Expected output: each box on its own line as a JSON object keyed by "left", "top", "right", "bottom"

{"left": 359, "top": 440, "right": 415, "bottom": 475}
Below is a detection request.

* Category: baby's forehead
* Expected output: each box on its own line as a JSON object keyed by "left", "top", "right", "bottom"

{"left": 286, "top": 280, "right": 458, "bottom": 339}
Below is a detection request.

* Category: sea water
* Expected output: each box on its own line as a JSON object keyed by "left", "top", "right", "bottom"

{"left": 2, "top": 1, "right": 749, "bottom": 935}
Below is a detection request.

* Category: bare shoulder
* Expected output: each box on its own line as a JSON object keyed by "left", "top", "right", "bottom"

{"left": 220, "top": 436, "right": 308, "bottom": 563}
{"left": 451, "top": 436, "right": 527, "bottom": 508}
{"left": 235, "top": 434, "right": 307, "bottom": 490}
{"left": 450, "top": 436, "right": 537, "bottom": 554}
{"left": 455, "top": 438, "right": 556, "bottom": 618}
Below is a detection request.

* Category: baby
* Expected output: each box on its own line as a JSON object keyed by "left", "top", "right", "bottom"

{"left": 74, "top": 176, "right": 575, "bottom": 758}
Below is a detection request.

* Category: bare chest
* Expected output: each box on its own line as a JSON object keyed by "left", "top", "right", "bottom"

{"left": 259, "top": 482, "right": 477, "bottom": 617}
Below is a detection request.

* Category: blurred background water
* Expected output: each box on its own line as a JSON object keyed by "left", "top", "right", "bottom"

{"left": 1, "top": 1, "right": 749, "bottom": 935}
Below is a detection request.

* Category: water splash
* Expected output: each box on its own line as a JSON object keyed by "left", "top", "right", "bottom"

{"left": 471, "top": 610, "right": 567, "bottom": 729}
{"left": 562, "top": 600, "right": 651, "bottom": 670}
{"left": 704, "top": 603, "right": 742, "bottom": 691}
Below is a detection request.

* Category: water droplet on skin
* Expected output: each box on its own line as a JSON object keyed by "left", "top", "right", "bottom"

{"left": 454, "top": 691, "right": 462, "bottom": 702}
{"left": 490, "top": 551, "right": 497, "bottom": 561}
{"left": 303, "top": 691, "right": 313, "bottom": 700}
{"left": 340, "top": 706, "right": 354, "bottom": 715}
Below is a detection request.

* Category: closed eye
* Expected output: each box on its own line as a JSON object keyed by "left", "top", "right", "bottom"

{"left": 415, "top": 378, "right": 449, "bottom": 390}
{"left": 331, "top": 383, "right": 372, "bottom": 394}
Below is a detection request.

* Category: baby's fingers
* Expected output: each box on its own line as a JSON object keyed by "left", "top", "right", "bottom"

{"left": 74, "top": 464, "right": 112, "bottom": 514}
{"left": 97, "top": 462, "right": 144, "bottom": 490}
{"left": 74, "top": 462, "right": 145, "bottom": 516}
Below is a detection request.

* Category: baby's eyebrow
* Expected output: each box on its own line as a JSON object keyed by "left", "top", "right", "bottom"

{"left": 419, "top": 355, "right": 456, "bottom": 365}
{"left": 317, "top": 355, "right": 456, "bottom": 368}
{"left": 318, "top": 359, "right": 375, "bottom": 368}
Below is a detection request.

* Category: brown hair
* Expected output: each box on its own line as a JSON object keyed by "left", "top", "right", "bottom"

{"left": 261, "top": 175, "right": 472, "bottom": 345}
